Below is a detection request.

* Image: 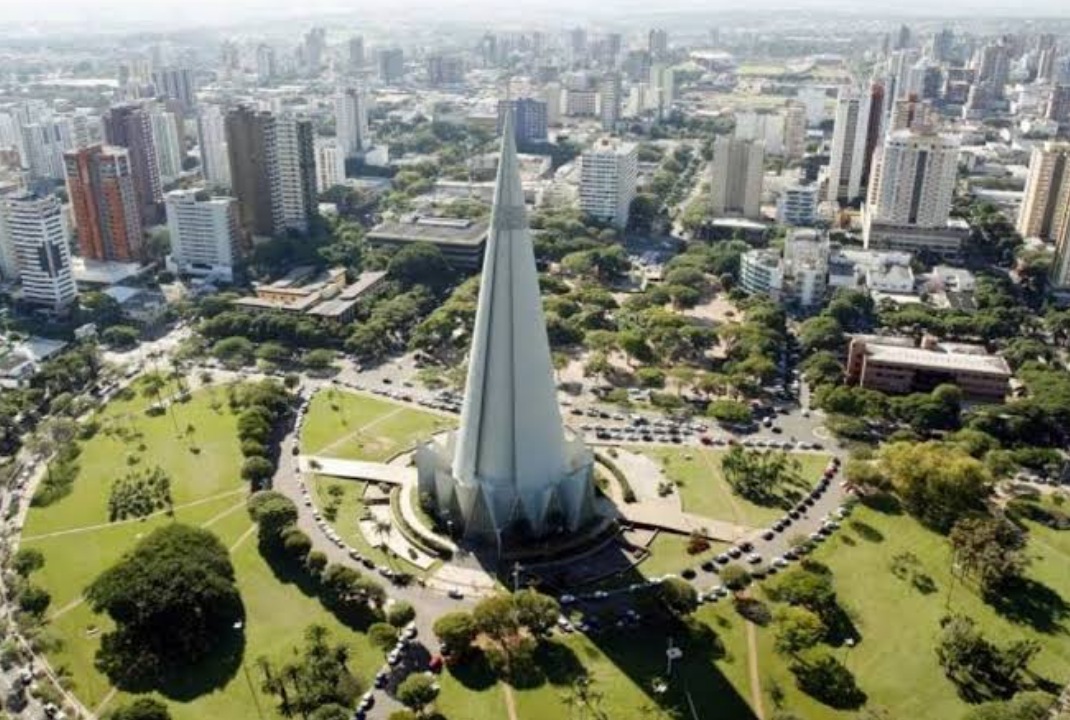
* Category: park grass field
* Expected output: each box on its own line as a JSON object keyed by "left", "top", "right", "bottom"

{"left": 743, "top": 504, "right": 1070, "bottom": 720}
{"left": 646, "top": 448, "right": 832, "bottom": 528}
{"left": 20, "top": 383, "right": 388, "bottom": 720}
{"left": 300, "top": 388, "right": 454, "bottom": 461}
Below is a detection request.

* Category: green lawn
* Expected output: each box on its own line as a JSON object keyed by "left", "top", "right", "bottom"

{"left": 300, "top": 389, "right": 453, "bottom": 461}
{"left": 24, "top": 382, "right": 245, "bottom": 537}
{"left": 646, "top": 448, "right": 831, "bottom": 528}
{"left": 21, "top": 384, "right": 390, "bottom": 720}
{"left": 509, "top": 608, "right": 755, "bottom": 719}
{"left": 637, "top": 533, "right": 729, "bottom": 581}
{"left": 306, "top": 475, "right": 439, "bottom": 577}
{"left": 743, "top": 504, "right": 1070, "bottom": 720}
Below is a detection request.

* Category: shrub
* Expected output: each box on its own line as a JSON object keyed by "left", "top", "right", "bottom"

{"left": 368, "top": 622, "right": 399, "bottom": 650}
{"left": 387, "top": 601, "right": 416, "bottom": 628}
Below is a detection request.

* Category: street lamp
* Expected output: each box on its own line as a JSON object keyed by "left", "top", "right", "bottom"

{"left": 842, "top": 637, "right": 856, "bottom": 667}
{"left": 665, "top": 637, "right": 683, "bottom": 677}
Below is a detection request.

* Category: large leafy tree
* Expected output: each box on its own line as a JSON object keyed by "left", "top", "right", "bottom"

{"left": 85, "top": 524, "right": 243, "bottom": 687}
{"left": 878, "top": 442, "right": 992, "bottom": 533}
{"left": 949, "top": 517, "right": 1029, "bottom": 596}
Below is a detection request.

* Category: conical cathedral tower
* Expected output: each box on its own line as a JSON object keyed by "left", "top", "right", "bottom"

{"left": 416, "top": 112, "right": 595, "bottom": 549}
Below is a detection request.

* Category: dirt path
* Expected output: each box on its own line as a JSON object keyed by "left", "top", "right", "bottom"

{"left": 745, "top": 618, "right": 766, "bottom": 720}
{"left": 317, "top": 405, "right": 407, "bottom": 457}
{"left": 21, "top": 488, "right": 247, "bottom": 542}
{"left": 503, "top": 682, "right": 519, "bottom": 720}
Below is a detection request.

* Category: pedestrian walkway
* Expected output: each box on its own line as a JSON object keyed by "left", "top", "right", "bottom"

{"left": 300, "top": 456, "right": 416, "bottom": 485}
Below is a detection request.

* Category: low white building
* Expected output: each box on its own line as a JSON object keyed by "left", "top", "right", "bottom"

{"left": 777, "top": 184, "right": 818, "bottom": 226}
{"left": 740, "top": 230, "right": 829, "bottom": 308}
{"left": 164, "top": 189, "right": 241, "bottom": 283}
{"left": 828, "top": 247, "right": 915, "bottom": 294}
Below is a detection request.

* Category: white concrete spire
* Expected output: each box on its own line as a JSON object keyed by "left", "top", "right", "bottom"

{"left": 416, "top": 111, "right": 594, "bottom": 544}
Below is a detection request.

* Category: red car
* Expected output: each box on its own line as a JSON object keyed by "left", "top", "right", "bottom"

{"left": 429, "top": 655, "right": 444, "bottom": 673}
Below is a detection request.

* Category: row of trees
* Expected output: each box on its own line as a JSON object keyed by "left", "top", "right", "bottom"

{"left": 231, "top": 381, "right": 296, "bottom": 489}
{"left": 256, "top": 625, "right": 363, "bottom": 718}
{"left": 247, "top": 491, "right": 387, "bottom": 622}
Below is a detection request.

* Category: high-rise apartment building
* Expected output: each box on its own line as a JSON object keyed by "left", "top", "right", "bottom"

{"left": 256, "top": 45, "right": 277, "bottom": 84}
{"left": 1046, "top": 85, "right": 1070, "bottom": 125}
{"left": 565, "top": 89, "right": 598, "bottom": 117}
{"left": 348, "top": 36, "right": 365, "bottom": 71}
{"left": 1018, "top": 143, "right": 1070, "bottom": 242}
{"left": 861, "top": 81, "right": 887, "bottom": 190}
{"left": 826, "top": 89, "right": 870, "bottom": 205}
{"left": 197, "top": 105, "right": 231, "bottom": 189}
{"left": 150, "top": 110, "right": 183, "bottom": 184}
{"left": 543, "top": 84, "right": 562, "bottom": 126}
{"left": 0, "top": 192, "right": 77, "bottom": 310}
{"left": 580, "top": 137, "right": 637, "bottom": 228}
{"left": 315, "top": 140, "right": 346, "bottom": 193}
{"left": 64, "top": 145, "right": 144, "bottom": 262}
{"left": 303, "top": 28, "right": 326, "bottom": 75}
{"left": 426, "top": 55, "right": 465, "bottom": 85}
{"left": 648, "top": 29, "right": 668, "bottom": 59}
{"left": 710, "top": 136, "right": 765, "bottom": 219}
{"left": 782, "top": 102, "right": 807, "bottom": 159}
{"left": 378, "top": 49, "right": 405, "bottom": 84}
{"left": 599, "top": 73, "right": 622, "bottom": 131}
{"left": 151, "top": 67, "right": 196, "bottom": 113}
{"left": 866, "top": 130, "right": 959, "bottom": 227}
{"left": 335, "top": 88, "right": 369, "bottom": 158}
{"left": 19, "top": 118, "right": 74, "bottom": 181}
{"left": 497, "top": 98, "right": 548, "bottom": 145}
{"left": 1038, "top": 47, "right": 1058, "bottom": 84}
{"left": 226, "top": 107, "right": 279, "bottom": 238}
{"left": 889, "top": 95, "right": 936, "bottom": 132}
{"left": 272, "top": 116, "right": 316, "bottom": 235}
{"left": 164, "top": 189, "right": 240, "bottom": 282}
{"left": 649, "top": 64, "right": 675, "bottom": 120}
{"left": 103, "top": 103, "right": 163, "bottom": 226}
{"left": 976, "top": 43, "right": 1009, "bottom": 100}
{"left": 569, "top": 28, "right": 588, "bottom": 62}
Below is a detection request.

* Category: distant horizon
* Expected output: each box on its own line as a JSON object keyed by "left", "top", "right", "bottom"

{"left": 2, "top": 0, "right": 1069, "bottom": 38}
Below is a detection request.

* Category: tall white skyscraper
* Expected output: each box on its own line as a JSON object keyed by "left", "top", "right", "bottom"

{"left": 0, "top": 192, "right": 77, "bottom": 310}
{"left": 580, "top": 137, "right": 638, "bottom": 228}
{"left": 197, "top": 106, "right": 231, "bottom": 189}
{"left": 150, "top": 110, "right": 184, "bottom": 184}
{"left": 826, "top": 89, "right": 871, "bottom": 205}
{"left": 335, "top": 87, "right": 369, "bottom": 158}
{"left": 710, "top": 136, "right": 765, "bottom": 219}
{"left": 315, "top": 139, "right": 346, "bottom": 193}
{"left": 650, "top": 64, "right": 675, "bottom": 119}
{"left": 866, "top": 130, "right": 959, "bottom": 227}
{"left": 164, "top": 189, "right": 240, "bottom": 282}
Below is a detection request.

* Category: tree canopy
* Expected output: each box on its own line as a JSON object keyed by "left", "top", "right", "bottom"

{"left": 85, "top": 524, "right": 243, "bottom": 687}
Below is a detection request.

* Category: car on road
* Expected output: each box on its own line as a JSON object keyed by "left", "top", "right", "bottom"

{"left": 447, "top": 588, "right": 464, "bottom": 600}
{"left": 728, "top": 547, "right": 742, "bottom": 559}
{"left": 773, "top": 557, "right": 789, "bottom": 569}
{"left": 747, "top": 553, "right": 762, "bottom": 564}
{"left": 715, "top": 553, "right": 730, "bottom": 564}
{"left": 761, "top": 529, "right": 775, "bottom": 541}
{"left": 560, "top": 594, "right": 576, "bottom": 604}
{"left": 359, "top": 691, "right": 375, "bottom": 711}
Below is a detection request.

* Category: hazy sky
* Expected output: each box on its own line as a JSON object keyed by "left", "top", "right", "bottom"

{"left": 3, "top": 0, "right": 1069, "bottom": 33}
